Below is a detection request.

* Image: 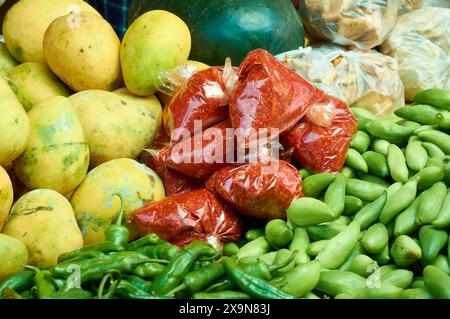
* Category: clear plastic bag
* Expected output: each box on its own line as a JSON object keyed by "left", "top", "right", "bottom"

{"left": 132, "top": 189, "right": 242, "bottom": 248}
{"left": 277, "top": 44, "right": 405, "bottom": 115}
{"left": 298, "top": 0, "right": 399, "bottom": 49}
{"left": 381, "top": 7, "right": 450, "bottom": 101}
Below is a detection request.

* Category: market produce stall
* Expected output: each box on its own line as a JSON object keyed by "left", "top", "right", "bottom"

{"left": 0, "top": 0, "right": 449, "bottom": 301}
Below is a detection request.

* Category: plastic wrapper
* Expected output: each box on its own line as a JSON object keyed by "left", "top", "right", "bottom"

{"left": 229, "top": 49, "right": 323, "bottom": 146}
{"left": 299, "top": 0, "right": 399, "bottom": 49}
{"left": 398, "top": 0, "right": 423, "bottom": 14}
{"left": 281, "top": 94, "right": 358, "bottom": 173}
{"left": 277, "top": 44, "right": 405, "bottom": 115}
{"left": 158, "top": 60, "right": 238, "bottom": 144}
{"left": 206, "top": 160, "right": 303, "bottom": 220}
{"left": 381, "top": 7, "right": 450, "bottom": 101}
{"left": 132, "top": 189, "right": 242, "bottom": 248}
{"left": 151, "top": 120, "right": 234, "bottom": 179}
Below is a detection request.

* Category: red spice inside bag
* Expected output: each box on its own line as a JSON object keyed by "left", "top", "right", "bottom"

{"left": 206, "top": 160, "right": 303, "bottom": 220}
{"left": 165, "top": 67, "right": 234, "bottom": 144}
{"left": 153, "top": 120, "right": 235, "bottom": 179}
{"left": 132, "top": 189, "right": 242, "bottom": 247}
{"left": 229, "top": 49, "right": 323, "bottom": 145}
{"left": 281, "top": 95, "right": 358, "bottom": 173}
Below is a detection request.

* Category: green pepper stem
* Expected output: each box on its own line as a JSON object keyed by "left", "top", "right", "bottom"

{"left": 204, "top": 280, "right": 229, "bottom": 293}
{"left": 97, "top": 270, "right": 122, "bottom": 299}
{"left": 266, "top": 250, "right": 299, "bottom": 273}
{"left": 112, "top": 191, "right": 126, "bottom": 226}
{"left": 165, "top": 283, "right": 186, "bottom": 297}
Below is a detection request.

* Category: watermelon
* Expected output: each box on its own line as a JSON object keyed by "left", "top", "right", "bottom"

{"left": 128, "top": 0, "right": 305, "bottom": 66}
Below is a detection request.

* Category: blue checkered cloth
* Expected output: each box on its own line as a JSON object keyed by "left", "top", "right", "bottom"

{"left": 87, "top": 0, "right": 131, "bottom": 38}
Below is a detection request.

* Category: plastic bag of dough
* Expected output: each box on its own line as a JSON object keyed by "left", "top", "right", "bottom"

{"left": 398, "top": 0, "right": 423, "bottom": 14}
{"left": 276, "top": 44, "right": 405, "bottom": 115}
{"left": 422, "top": 0, "right": 450, "bottom": 8}
{"left": 298, "top": 0, "right": 399, "bottom": 49}
{"left": 381, "top": 7, "right": 450, "bottom": 101}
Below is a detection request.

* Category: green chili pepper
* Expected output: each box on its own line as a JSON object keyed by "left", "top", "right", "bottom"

{"left": 123, "top": 275, "right": 152, "bottom": 293}
{"left": 338, "top": 242, "right": 365, "bottom": 272}
{"left": 32, "top": 268, "right": 57, "bottom": 299}
{"left": 361, "top": 151, "right": 389, "bottom": 178}
{"left": 223, "top": 257, "right": 296, "bottom": 299}
{"left": 166, "top": 262, "right": 225, "bottom": 296}
{"left": 361, "top": 223, "right": 388, "bottom": 255}
{"left": 354, "top": 283, "right": 403, "bottom": 299}
{"left": 372, "top": 139, "right": 390, "bottom": 156}
{"left": 307, "top": 223, "right": 346, "bottom": 241}
{"left": 405, "top": 136, "right": 428, "bottom": 171}
{"left": 104, "top": 191, "right": 130, "bottom": 248}
{"left": 351, "top": 131, "right": 371, "bottom": 153}
{"left": 435, "top": 111, "right": 450, "bottom": 129}
{"left": 288, "top": 227, "right": 310, "bottom": 265}
{"left": 302, "top": 173, "right": 336, "bottom": 198}
{"left": 97, "top": 270, "right": 122, "bottom": 299}
{"left": 416, "top": 182, "right": 447, "bottom": 225}
{"left": 414, "top": 124, "right": 440, "bottom": 134}
{"left": 126, "top": 233, "right": 161, "bottom": 251}
{"left": 347, "top": 254, "right": 376, "bottom": 277}
{"left": 419, "top": 225, "right": 448, "bottom": 266}
{"left": 57, "top": 241, "right": 122, "bottom": 263}
{"left": 20, "top": 289, "right": 37, "bottom": 299}
{"left": 411, "top": 165, "right": 445, "bottom": 191}
{"left": 417, "top": 130, "right": 450, "bottom": 154}
{"left": 204, "top": 277, "right": 238, "bottom": 293}
{"left": 401, "top": 288, "right": 433, "bottom": 299}
{"left": 132, "top": 262, "right": 166, "bottom": 279}
{"left": 299, "top": 168, "right": 312, "bottom": 179}
{"left": 346, "top": 178, "right": 386, "bottom": 202}
{"left": 270, "top": 249, "right": 298, "bottom": 276}
{"left": 423, "top": 142, "right": 445, "bottom": 158}
{"left": 193, "top": 290, "right": 251, "bottom": 299}
{"left": 314, "top": 221, "right": 360, "bottom": 270}
{"left": 432, "top": 254, "right": 450, "bottom": 275}
{"left": 394, "top": 104, "right": 441, "bottom": 125}
{"left": 222, "top": 242, "right": 240, "bottom": 256}
{"left": 0, "top": 270, "right": 34, "bottom": 296}
{"left": 245, "top": 228, "right": 265, "bottom": 241}
{"left": 345, "top": 148, "right": 368, "bottom": 173}
{"left": 287, "top": 197, "right": 336, "bottom": 227}
{"left": 136, "top": 242, "right": 181, "bottom": 260}
{"left": 265, "top": 219, "right": 293, "bottom": 249}
{"left": 115, "top": 280, "right": 154, "bottom": 299}
{"left": 350, "top": 107, "right": 376, "bottom": 131}
{"left": 150, "top": 240, "right": 218, "bottom": 295}
{"left": 343, "top": 195, "right": 363, "bottom": 216}
{"left": 324, "top": 173, "right": 347, "bottom": 216}
{"left": 316, "top": 270, "right": 367, "bottom": 297}
{"left": 380, "top": 179, "right": 418, "bottom": 224}
{"left": 387, "top": 144, "right": 409, "bottom": 183}
{"left": 390, "top": 235, "right": 422, "bottom": 267}
{"left": 354, "top": 191, "right": 387, "bottom": 230}
{"left": 45, "top": 288, "right": 94, "bottom": 299}
{"left": 413, "top": 88, "right": 450, "bottom": 110}
{"left": 236, "top": 236, "right": 270, "bottom": 260}
{"left": 366, "top": 118, "right": 415, "bottom": 143}
{"left": 273, "top": 260, "right": 321, "bottom": 297}
{"left": 432, "top": 189, "right": 450, "bottom": 228}
{"left": 307, "top": 240, "right": 328, "bottom": 257}
{"left": 341, "top": 166, "right": 357, "bottom": 178}
{"left": 393, "top": 194, "right": 421, "bottom": 237}
{"left": 423, "top": 265, "right": 450, "bottom": 299}
{"left": 382, "top": 269, "right": 413, "bottom": 289}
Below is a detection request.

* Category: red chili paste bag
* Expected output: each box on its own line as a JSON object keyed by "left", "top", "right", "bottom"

{"left": 132, "top": 189, "right": 242, "bottom": 248}
{"left": 206, "top": 160, "right": 303, "bottom": 220}
{"left": 228, "top": 49, "right": 323, "bottom": 145}
{"left": 158, "top": 60, "right": 238, "bottom": 143}
{"left": 281, "top": 95, "right": 358, "bottom": 173}
{"left": 151, "top": 120, "right": 235, "bottom": 179}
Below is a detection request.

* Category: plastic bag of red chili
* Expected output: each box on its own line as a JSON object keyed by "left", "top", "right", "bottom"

{"left": 158, "top": 59, "right": 238, "bottom": 144}
{"left": 132, "top": 189, "right": 242, "bottom": 248}
{"left": 205, "top": 160, "right": 303, "bottom": 220}
{"left": 152, "top": 119, "right": 235, "bottom": 179}
{"left": 281, "top": 94, "right": 358, "bottom": 173}
{"left": 228, "top": 48, "right": 323, "bottom": 146}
